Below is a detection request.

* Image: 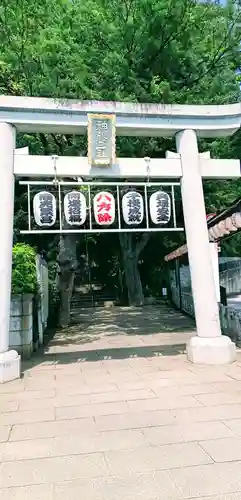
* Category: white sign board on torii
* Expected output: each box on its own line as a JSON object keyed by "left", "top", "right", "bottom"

{"left": 1, "top": 96, "right": 241, "bottom": 383}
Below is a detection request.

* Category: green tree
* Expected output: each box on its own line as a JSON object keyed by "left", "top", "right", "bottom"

{"left": 2, "top": 0, "right": 241, "bottom": 314}
{"left": 12, "top": 243, "right": 37, "bottom": 295}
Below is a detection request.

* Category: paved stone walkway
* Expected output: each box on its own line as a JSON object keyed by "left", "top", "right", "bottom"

{"left": 1, "top": 305, "right": 241, "bottom": 499}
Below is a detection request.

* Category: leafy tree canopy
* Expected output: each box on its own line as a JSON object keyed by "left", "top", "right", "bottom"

{"left": 1, "top": 0, "right": 241, "bottom": 303}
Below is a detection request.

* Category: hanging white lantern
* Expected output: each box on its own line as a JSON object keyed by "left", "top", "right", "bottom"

{"left": 232, "top": 212, "right": 241, "bottom": 229}
{"left": 225, "top": 217, "right": 238, "bottom": 232}
{"left": 122, "top": 191, "right": 144, "bottom": 225}
{"left": 64, "top": 191, "right": 87, "bottom": 226}
{"left": 93, "top": 191, "right": 115, "bottom": 226}
{"left": 212, "top": 224, "right": 222, "bottom": 239}
{"left": 33, "top": 191, "right": 56, "bottom": 227}
{"left": 217, "top": 220, "right": 230, "bottom": 236}
{"left": 208, "top": 227, "right": 216, "bottom": 241}
{"left": 149, "top": 191, "right": 171, "bottom": 224}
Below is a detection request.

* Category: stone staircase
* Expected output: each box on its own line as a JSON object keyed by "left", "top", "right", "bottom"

{"left": 70, "top": 284, "right": 117, "bottom": 310}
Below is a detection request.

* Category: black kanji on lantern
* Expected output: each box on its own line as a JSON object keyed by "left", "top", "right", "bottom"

{"left": 156, "top": 192, "right": 170, "bottom": 223}
{"left": 68, "top": 193, "right": 81, "bottom": 223}
{"left": 39, "top": 193, "right": 54, "bottom": 225}
{"left": 127, "top": 192, "right": 142, "bottom": 224}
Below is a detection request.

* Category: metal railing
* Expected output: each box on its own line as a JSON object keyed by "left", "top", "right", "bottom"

{"left": 170, "top": 273, "right": 241, "bottom": 343}
{"left": 219, "top": 304, "right": 241, "bottom": 343}
{"left": 220, "top": 265, "right": 241, "bottom": 295}
{"left": 36, "top": 255, "right": 49, "bottom": 344}
{"left": 171, "top": 284, "right": 195, "bottom": 317}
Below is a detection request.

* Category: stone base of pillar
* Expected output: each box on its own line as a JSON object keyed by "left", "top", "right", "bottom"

{"left": 187, "top": 336, "right": 236, "bottom": 365}
{"left": 0, "top": 350, "right": 21, "bottom": 383}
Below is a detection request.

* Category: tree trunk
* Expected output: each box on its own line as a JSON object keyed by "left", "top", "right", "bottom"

{"left": 123, "top": 253, "right": 144, "bottom": 306}
{"left": 58, "top": 268, "right": 75, "bottom": 328}
{"left": 57, "top": 234, "right": 77, "bottom": 328}
{"left": 119, "top": 233, "right": 150, "bottom": 306}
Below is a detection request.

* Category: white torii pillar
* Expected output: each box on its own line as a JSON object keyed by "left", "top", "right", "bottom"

{"left": 210, "top": 242, "right": 220, "bottom": 304}
{"left": 0, "top": 123, "right": 20, "bottom": 382}
{"left": 176, "top": 129, "right": 236, "bottom": 364}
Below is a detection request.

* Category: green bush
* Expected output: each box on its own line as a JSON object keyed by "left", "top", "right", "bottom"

{"left": 11, "top": 243, "right": 38, "bottom": 295}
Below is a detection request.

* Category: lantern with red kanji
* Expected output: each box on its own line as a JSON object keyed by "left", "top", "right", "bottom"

{"left": 93, "top": 191, "right": 115, "bottom": 226}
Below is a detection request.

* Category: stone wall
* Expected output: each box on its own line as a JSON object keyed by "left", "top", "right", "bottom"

{"left": 10, "top": 294, "right": 33, "bottom": 358}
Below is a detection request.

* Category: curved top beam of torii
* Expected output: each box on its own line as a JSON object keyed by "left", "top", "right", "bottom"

{"left": 0, "top": 95, "right": 241, "bottom": 137}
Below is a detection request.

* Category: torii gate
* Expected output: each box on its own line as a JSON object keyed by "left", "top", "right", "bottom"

{"left": 1, "top": 96, "right": 241, "bottom": 382}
